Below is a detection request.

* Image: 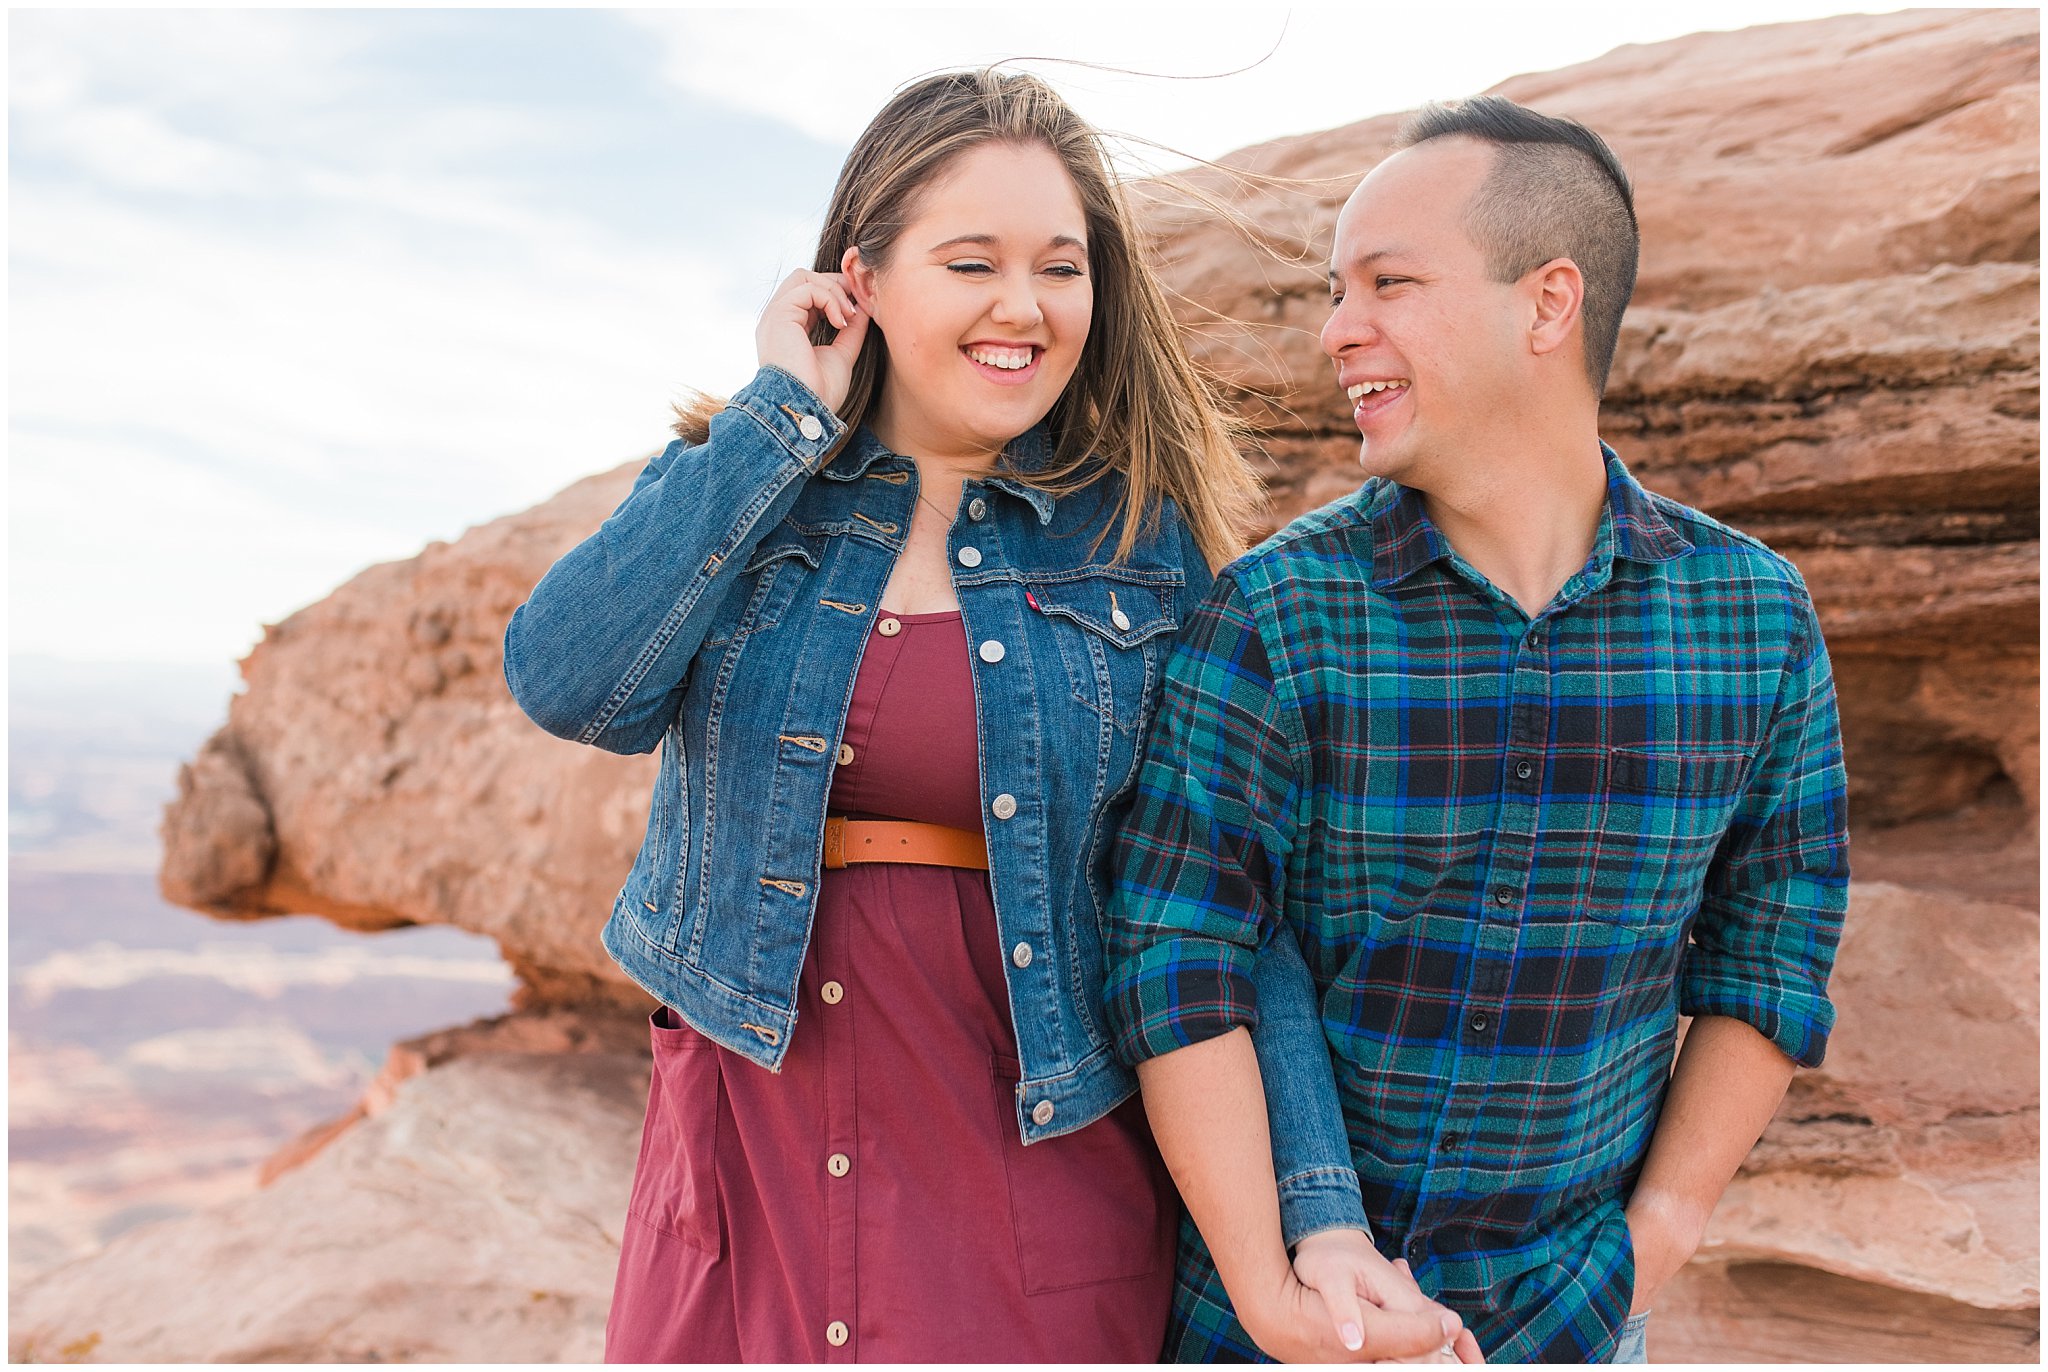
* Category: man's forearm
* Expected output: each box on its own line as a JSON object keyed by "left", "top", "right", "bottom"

{"left": 1626, "top": 1014, "right": 1797, "bottom": 1311}
{"left": 1137, "top": 1028, "right": 1294, "bottom": 1306}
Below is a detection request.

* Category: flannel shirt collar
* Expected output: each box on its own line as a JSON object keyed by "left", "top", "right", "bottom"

{"left": 826, "top": 422, "right": 1059, "bottom": 525}
{"left": 1368, "top": 443, "right": 1692, "bottom": 591}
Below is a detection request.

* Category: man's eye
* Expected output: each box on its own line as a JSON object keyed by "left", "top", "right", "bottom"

{"left": 947, "top": 262, "right": 995, "bottom": 275}
{"left": 1329, "top": 293, "right": 1344, "bottom": 309}
{"left": 1376, "top": 275, "right": 1409, "bottom": 289}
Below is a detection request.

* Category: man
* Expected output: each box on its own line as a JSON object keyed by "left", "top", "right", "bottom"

{"left": 1105, "top": 96, "right": 1849, "bottom": 1363}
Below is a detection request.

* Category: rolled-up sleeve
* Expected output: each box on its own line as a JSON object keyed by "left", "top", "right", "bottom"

{"left": 1104, "top": 574, "right": 1303, "bottom": 1065}
{"left": 1681, "top": 594, "right": 1850, "bottom": 1067}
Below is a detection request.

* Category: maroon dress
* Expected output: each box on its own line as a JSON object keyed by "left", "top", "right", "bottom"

{"left": 606, "top": 609, "right": 1177, "bottom": 1362}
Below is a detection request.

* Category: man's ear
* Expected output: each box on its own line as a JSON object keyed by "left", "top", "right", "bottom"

{"left": 1526, "top": 257, "right": 1585, "bottom": 362}
{"left": 842, "top": 246, "right": 877, "bottom": 316}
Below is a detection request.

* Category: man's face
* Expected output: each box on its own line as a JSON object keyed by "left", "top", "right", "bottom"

{"left": 1319, "top": 138, "right": 1526, "bottom": 486}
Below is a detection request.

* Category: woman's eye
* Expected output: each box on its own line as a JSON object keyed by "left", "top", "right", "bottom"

{"left": 946, "top": 262, "right": 995, "bottom": 276}
{"left": 1043, "top": 264, "right": 1085, "bottom": 279}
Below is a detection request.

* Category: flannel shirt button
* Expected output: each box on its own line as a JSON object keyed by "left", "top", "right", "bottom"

{"left": 1515, "top": 760, "right": 1534, "bottom": 780}
{"left": 1442, "top": 1132, "right": 1462, "bottom": 1151}
{"left": 1493, "top": 886, "right": 1513, "bottom": 907}
{"left": 797, "top": 414, "right": 824, "bottom": 442}
{"left": 1469, "top": 1012, "right": 1491, "bottom": 1034}
{"left": 1406, "top": 1234, "right": 1427, "bottom": 1262}
{"left": 1031, "top": 1100, "right": 1055, "bottom": 1126}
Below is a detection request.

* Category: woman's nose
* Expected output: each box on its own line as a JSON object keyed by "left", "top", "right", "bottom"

{"left": 989, "top": 272, "right": 1044, "bottom": 329}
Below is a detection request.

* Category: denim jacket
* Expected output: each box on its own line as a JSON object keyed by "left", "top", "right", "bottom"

{"left": 503, "top": 366, "right": 1368, "bottom": 1239}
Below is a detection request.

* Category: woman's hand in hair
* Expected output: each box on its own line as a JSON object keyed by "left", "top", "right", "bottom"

{"left": 755, "top": 269, "right": 869, "bottom": 415}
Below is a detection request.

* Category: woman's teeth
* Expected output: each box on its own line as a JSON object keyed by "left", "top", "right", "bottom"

{"left": 1346, "top": 379, "right": 1409, "bottom": 401}
{"left": 967, "top": 346, "right": 1035, "bottom": 370}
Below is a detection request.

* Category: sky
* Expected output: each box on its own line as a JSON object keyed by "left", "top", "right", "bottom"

{"left": 10, "top": 4, "right": 1918, "bottom": 667}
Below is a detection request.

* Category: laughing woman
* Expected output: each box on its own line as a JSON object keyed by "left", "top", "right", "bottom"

{"left": 503, "top": 69, "right": 1434, "bottom": 1363}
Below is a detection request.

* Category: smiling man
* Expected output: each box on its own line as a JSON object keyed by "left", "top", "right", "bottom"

{"left": 1105, "top": 97, "right": 1850, "bottom": 1362}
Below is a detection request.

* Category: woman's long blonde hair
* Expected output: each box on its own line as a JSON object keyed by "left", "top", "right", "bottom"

{"left": 679, "top": 68, "right": 1258, "bottom": 569}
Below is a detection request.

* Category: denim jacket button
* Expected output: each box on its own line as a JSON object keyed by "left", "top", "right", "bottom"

{"left": 1031, "top": 1100, "right": 1055, "bottom": 1126}
{"left": 797, "top": 414, "right": 824, "bottom": 442}
{"left": 978, "top": 640, "right": 1006, "bottom": 664}
{"left": 991, "top": 793, "right": 1018, "bottom": 820}
{"left": 968, "top": 498, "right": 988, "bottom": 520}
{"left": 957, "top": 546, "right": 983, "bottom": 568}
{"left": 1011, "top": 941, "right": 1033, "bottom": 968}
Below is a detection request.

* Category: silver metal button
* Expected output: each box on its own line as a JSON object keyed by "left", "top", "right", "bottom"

{"left": 1031, "top": 1100, "right": 1055, "bottom": 1126}
{"left": 821, "top": 980, "right": 844, "bottom": 1004}
{"left": 1111, "top": 607, "right": 1131, "bottom": 631}
{"left": 968, "top": 498, "right": 988, "bottom": 520}
{"left": 827, "top": 1152, "right": 850, "bottom": 1177}
{"left": 957, "top": 546, "right": 983, "bottom": 568}
{"left": 978, "top": 639, "right": 1006, "bottom": 664}
{"left": 797, "top": 414, "right": 824, "bottom": 442}
{"left": 991, "top": 793, "right": 1017, "bottom": 820}
{"left": 826, "top": 1321, "right": 849, "bottom": 1347}
{"left": 837, "top": 743, "right": 855, "bottom": 766}
{"left": 1011, "top": 942, "right": 1033, "bottom": 969}
{"left": 877, "top": 617, "right": 901, "bottom": 637}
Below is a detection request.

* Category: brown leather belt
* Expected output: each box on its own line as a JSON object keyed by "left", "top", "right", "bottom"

{"left": 822, "top": 816, "right": 989, "bottom": 871}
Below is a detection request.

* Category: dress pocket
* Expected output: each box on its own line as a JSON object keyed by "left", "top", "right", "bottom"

{"left": 625, "top": 1006, "right": 723, "bottom": 1256}
{"left": 989, "top": 1056, "right": 1170, "bottom": 1293}
{"left": 1583, "top": 747, "right": 1751, "bottom": 926}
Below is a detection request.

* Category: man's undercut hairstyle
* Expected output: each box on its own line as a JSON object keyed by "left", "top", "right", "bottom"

{"left": 1395, "top": 96, "right": 1638, "bottom": 394}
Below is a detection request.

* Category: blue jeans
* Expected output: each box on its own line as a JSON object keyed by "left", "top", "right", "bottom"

{"left": 1610, "top": 1311, "right": 1650, "bottom": 1363}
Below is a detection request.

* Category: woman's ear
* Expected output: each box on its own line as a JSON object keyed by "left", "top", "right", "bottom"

{"left": 842, "top": 246, "right": 876, "bottom": 316}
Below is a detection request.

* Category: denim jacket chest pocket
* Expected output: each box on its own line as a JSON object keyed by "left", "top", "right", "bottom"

{"left": 1030, "top": 577, "right": 1179, "bottom": 733}
{"left": 699, "top": 538, "right": 822, "bottom": 650}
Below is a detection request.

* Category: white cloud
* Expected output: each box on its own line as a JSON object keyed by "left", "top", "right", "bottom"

{"left": 627, "top": 6, "right": 1910, "bottom": 170}
{"left": 10, "top": 12, "right": 779, "bottom": 663}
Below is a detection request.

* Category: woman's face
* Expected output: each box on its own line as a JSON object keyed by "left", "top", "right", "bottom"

{"left": 847, "top": 140, "right": 1093, "bottom": 463}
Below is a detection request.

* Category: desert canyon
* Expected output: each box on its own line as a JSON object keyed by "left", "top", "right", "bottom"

{"left": 11, "top": 7, "right": 2038, "bottom": 1362}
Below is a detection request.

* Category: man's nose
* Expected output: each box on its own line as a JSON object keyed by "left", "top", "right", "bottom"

{"left": 1321, "top": 298, "right": 1375, "bottom": 358}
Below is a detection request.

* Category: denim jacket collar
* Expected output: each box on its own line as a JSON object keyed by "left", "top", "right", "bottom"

{"left": 824, "top": 423, "right": 1059, "bottom": 526}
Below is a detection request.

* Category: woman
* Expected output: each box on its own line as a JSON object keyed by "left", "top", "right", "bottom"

{"left": 504, "top": 68, "right": 1367, "bottom": 1362}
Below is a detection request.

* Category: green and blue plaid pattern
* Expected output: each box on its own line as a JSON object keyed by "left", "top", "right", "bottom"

{"left": 1106, "top": 450, "right": 1849, "bottom": 1363}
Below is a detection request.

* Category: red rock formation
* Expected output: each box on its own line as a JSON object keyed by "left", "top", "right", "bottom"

{"left": 131, "top": 7, "right": 2033, "bottom": 1363}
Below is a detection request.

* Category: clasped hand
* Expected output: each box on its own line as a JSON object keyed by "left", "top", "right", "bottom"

{"left": 1246, "top": 1229, "right": 1483, "bottom": 1363}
